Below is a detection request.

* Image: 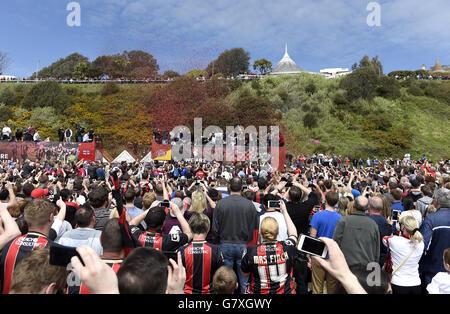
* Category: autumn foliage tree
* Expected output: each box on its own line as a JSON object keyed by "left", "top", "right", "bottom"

{"left": 145, "top": 77, "right": 277, "bottom": 134}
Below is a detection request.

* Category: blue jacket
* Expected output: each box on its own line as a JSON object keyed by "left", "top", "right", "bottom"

{"left": 419, "top": 208, "right": 450, "bottom": 276}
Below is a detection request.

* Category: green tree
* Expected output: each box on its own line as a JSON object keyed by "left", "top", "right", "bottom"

{"left": 163, "top": 70, "right": 180, "bottom": 79}
{"left": 206, "top": 48, "right": 250, "bottom": 77}
{"left": 73, "top": 62, "right": 90, "bottom": 79}
{"left": 123, "top": 50, "right": 159, "bottom": 75}
{"left": 22, "top": 81, "right": 71, "bottom": 112}
{"left": 30, "top": 53, "right": 89, "bottom": 79}
{"left": 185, "top": 69, "right": 206, "bottom": 78}
{"left": 253, "top": 58, "right": 272, "bottom": 75}
{"left": 0, "top": 104, "right": 13, "bottom": 122}
{"left": 340, "top": 67, "right": 379, "bottom": 101}
{"left": 353, "top": 55, "right": 383, "bottom": 77}
{"left": 92, "top": 54, "right": 130, "bottom": 78}
{"left": 0, "top": 88, "right": 17, "bottom": 106}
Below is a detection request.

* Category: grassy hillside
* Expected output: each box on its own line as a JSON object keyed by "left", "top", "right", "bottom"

{"left": 227, "top": 73, "right": 450, "bottom": 161}
{"left": 1, "top": 75, "right": 449, "bottom": 161}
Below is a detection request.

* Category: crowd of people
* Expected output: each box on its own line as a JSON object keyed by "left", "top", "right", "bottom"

{"left": 1, "top": 124, "right": 94, "bottom": 143}
{"left": 0, "top": 153, "right": 449, "bottom": 295}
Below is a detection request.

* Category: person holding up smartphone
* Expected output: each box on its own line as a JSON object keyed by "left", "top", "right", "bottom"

{"left": 128, "top": 201, "right": 192, "bottom": 253}
{"left": 258, "top": 194, "right": 288, "bottom": 243}
{"left": 240, "top": 200, "right": 298, "bottom": 294}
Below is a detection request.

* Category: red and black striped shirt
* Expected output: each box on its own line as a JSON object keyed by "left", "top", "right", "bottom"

{"left": 241, "top": 238, "right": 297, "bottom": 294}
{"left": 129, "top": 226, "right": 188, "bottom": 252}
{"left": 179, "top": 241, "right": 224, "bottom": 294}
{"left": 0, "top": 232, "right": 50, "bottom": 294}
{"left": 67, "top": 258, "right": 123, "bottom": 294}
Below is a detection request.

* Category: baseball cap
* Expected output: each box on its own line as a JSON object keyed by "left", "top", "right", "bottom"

{"left": 31, "top": 188, "right": 49, "bottom": 199}
{"left": 144, "top": 206, "right": 167, "bottom": 229}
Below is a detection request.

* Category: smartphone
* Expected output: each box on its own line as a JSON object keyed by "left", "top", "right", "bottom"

{"left": 49, "top": 244, "right": 84, "bottom": 267}
{"left": 391, "top": 210, "right": 401, "bottom": 222}
{"left": 160, "top": 200, "right": 170, "bottom": 208}
{"left": 297, "top": 235, "right": 328, "bottom": 258}
{"left": 267, "top": 200, "right": 281, "bottom": 209}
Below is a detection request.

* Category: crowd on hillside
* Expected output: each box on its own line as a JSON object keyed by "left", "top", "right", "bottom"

{"left": 0, "top": 154, "right": 449, "bottom": 295}
{"left": 1, "top": 124, "right": 94, "bottom": 143}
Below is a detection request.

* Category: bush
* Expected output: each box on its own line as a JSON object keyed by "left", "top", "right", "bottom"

{"left": 0, "top": 104, "right": 13, "bottom": 122}
{"left": 101, "top": 82, "right": 120, "bottom": 97}
{"left": 22, "top": 81, "right": 70, "bottom": 112}
{"left": 0, "top": 88, "right": 17, "bottom": 106}
{"left": 407, "top": 84, "right": 424, "bottom": 96}
{"left": 305, "top": 82, "right": 317, "bottom": 95}
{"left": 339, "top": 67, "right": 379, "bottom": 101}
{"left": 376, "top": 76, "right": 400, "bottom": 99}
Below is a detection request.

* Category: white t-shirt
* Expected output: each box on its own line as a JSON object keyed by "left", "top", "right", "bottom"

{"left": 259, "top": 211, "right": 288, "bottom": 243}
{"left": 427, "top": 272, "right": 450, "bottom": 294}
{"left": 2, "top": 127, "right": 11, "bottom": 136}
{"left": 383, "top": 236, "right": 425, "bottom": 287}
{"left": 222, "top": 171, "right": 232, "bottom": 181}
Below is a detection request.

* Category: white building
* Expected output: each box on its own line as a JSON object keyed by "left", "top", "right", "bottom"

{"left": 319, "top": 68, "right": 351, "bottom": 79}
{"left": 270, "top": 44, "right": 306, "bottom": 75}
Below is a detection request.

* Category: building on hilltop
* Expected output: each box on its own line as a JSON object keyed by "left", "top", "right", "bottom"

{"left": 270, "top": 44, "right": 306, "bottom": 75}
{"left": 319, "top": 68, "right": 351, "bottom": 79}
{"left": 429, "top": 60, "right": 450, "bottom": 73}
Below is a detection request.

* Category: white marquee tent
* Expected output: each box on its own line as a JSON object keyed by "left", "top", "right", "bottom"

{"left": 140, "top": 152, "right": 152, "bottom": 163}
{"left": 112, "top": 150, "right": 136, "bottom": 163}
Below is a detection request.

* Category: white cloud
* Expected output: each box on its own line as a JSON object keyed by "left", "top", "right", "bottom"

{"left": 76, "top": 0, "right": 450, "bottom": 71}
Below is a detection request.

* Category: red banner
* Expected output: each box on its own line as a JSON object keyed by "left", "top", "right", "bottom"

{"left": 0, "top": 141, "right": 96, "bottom": 164}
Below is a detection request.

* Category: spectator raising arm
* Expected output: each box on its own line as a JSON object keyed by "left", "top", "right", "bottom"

{"left": 280, "top": 201, "right": 298, "bottom": 238}
{"left": 170, "top": 201, "right": 193, "bottom": 241}
{"left": 0, "top": 203, "right": 21, "bottom": 250}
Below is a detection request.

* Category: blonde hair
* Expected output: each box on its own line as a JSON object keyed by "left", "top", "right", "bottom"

{"left": 24, "top": 199, "right": 55, "bottom": 227}
{"left": 337, "top": 197, "right": 349, "bottom": 216}
{"left": 426, "top": 204, "right": 437, "bottom": 217}
{"left": 142, "top": 192, "right": 156, "bottom": 210}
{"left": 260, "top": 217, "right": 278, "bottom": 242}
{"left": 190, "top": 191, "right": 207, "bottom": 213}
{"left": 400, "top": 215, "right": 423, "bottom": 243}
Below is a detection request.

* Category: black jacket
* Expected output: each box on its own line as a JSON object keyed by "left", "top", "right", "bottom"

{"left": 286, "top": 192, "right": 318, "bottom": 236}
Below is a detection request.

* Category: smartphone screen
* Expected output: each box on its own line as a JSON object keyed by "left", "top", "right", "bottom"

{"left": 49, "top": 244, "right": 84, "bottom": 267}
{"left": 392, "top": 210, "right": 400, "bottom": 221}
{"left": 268, "top": 200, "right": 281, "bottom": 209}
{"left": 298, "top": 235, "right": 327, "bottom": 257}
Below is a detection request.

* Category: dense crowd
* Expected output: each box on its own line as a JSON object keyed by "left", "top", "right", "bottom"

{"left": 0, "top": 154, "right": 449, "bottom": 294}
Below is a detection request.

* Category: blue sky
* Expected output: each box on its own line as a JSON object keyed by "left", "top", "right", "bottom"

{"left": 1, "top": 0, "right": 449, "bottom": 77}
